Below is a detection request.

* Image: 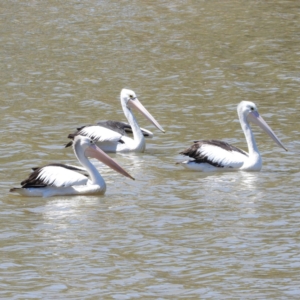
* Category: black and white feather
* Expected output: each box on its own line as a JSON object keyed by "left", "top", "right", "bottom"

{"left": 10, "top": 135, "right": 135, "bottom": 197}
{"left": 65, "top": 89, "right": 164, "bottom": 153}
{"left": 178, "top": 100, "right": 287, "bottom": 172}
{"left": 179, "top": 140, "right": 248, "bottom": 170}
{"left": 96, "top": 120, "right": 153, "bottom": 138}
{"left": 66, "top": 124, "right": 125, "bottom": 148}
{"left": 21, "top": 163, "right": 90, "bottom": 188}
{"left": 66, "top": 121, "right": 153, "bottom": 148}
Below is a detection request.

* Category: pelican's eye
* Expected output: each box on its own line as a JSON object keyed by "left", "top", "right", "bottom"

{"left": 250, "top": 107, "right": 254, "bottom": 111}
{"left": 129, "top": 94, "right": 134, "bottom": 99}
{"left": 90, "top": 140, "right": 94, "bottom": 144}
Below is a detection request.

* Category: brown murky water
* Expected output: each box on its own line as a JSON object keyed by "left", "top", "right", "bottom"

{"left": 1, "top": 1, "right": 299, "bottom": 298}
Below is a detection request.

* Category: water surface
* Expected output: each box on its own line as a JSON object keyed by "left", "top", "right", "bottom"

{"left": 1, "top": 1, "right": 299, "bottom": 298}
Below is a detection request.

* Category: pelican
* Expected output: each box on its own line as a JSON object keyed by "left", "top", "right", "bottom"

{"left": 178, "top": 101, "right": 287, "bottom": 172}
{"left": 66, "top": 89, "right": 165, "bottom": 152}
{"left": 10, "top": 136, "right": 135, "bottom": 197}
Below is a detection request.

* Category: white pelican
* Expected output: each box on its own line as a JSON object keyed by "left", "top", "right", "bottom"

{"left": 66, "top": 89, "right": 165, "bottom": 152}
{"left": 10, "top": 136, "right": 134, "bottom": 197}
{"left": 178, "top": 101, "right": 287, "bottom": 172}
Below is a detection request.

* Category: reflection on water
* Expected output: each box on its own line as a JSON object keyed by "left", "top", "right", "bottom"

{"left": 1, "top": 0, "right": 299, "bottom": 298}
{"left": 202, "top": 171, "right": 260, "bottom": 195}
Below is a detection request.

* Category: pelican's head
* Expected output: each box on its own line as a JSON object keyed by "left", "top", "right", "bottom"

{"left": 121, "top": 89, "right": 137, "bottom": 106}
{"left": 237, "top": 101, "right": 287, "bottom": 151}
{"left": 73, "top": 135, "right": 96, "bottom": 151}
{"left": 120, "top": 88, "right": 165, "bottom": 133}
{"left": 237, "top": 101, "right": 258, "bottom": 118}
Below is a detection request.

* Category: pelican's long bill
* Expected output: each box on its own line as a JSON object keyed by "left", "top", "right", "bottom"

{"left": 128, "top": 98, "right": 165, "bottom": 133}
{"left": 85, "top": 144, "right": 135, "bottom": 180}
{"left": 247, "top": 111, "right": 288, "bottom": 151}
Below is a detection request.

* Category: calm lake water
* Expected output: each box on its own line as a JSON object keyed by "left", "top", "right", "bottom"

{"left": 1, "top": 0, "right": 300, "bottom": 298}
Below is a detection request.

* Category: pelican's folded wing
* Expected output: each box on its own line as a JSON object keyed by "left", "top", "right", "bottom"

{"left": 180, "top": 140, "right": 248, "bottom": 168}
{"left": 68, "top": 125, "right": 124, "bottom": 145}
{"left": 21, "top": 164, "right": 89, "bottom": 188}
{"left": 97, "top": 120, "right": 153, "bottom": 138}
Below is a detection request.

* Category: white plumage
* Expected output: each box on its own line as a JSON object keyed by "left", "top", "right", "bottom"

{"left": 79, "top": 126, "right": 123, "bottom": 144}
{"left": 10, "top": 136, "right": 134, "bottom": 197}
{"left": 36, "top": 165, "right": 89, "bottom": 187}
{"left": 179, "top": 101, "right": 287, "bottom": 172}
{"left": 66, "top": 89, "right": 165, "bottom": 152}
{"left": 199, "top": 143, "right": 247, "bottom": 168}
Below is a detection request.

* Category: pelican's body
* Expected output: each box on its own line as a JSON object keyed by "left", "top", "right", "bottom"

{"left": 10, "top": 136, "right": 134, "bottom": 197}
{"left": 179, "top": 101, "right": 287, "bottom": 172}
{"left": 66, "top": 89, "right": 165, "bottom": 153}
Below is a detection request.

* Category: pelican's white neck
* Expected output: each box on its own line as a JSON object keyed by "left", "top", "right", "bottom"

{"left": 121, "top": 99, "right": 145, "bottom": 152}
{"left": 74, "top": 142, "right": 106, "bottom": 192}
{"left": 239, "top": 112, "right": 262, "bottom": 171}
